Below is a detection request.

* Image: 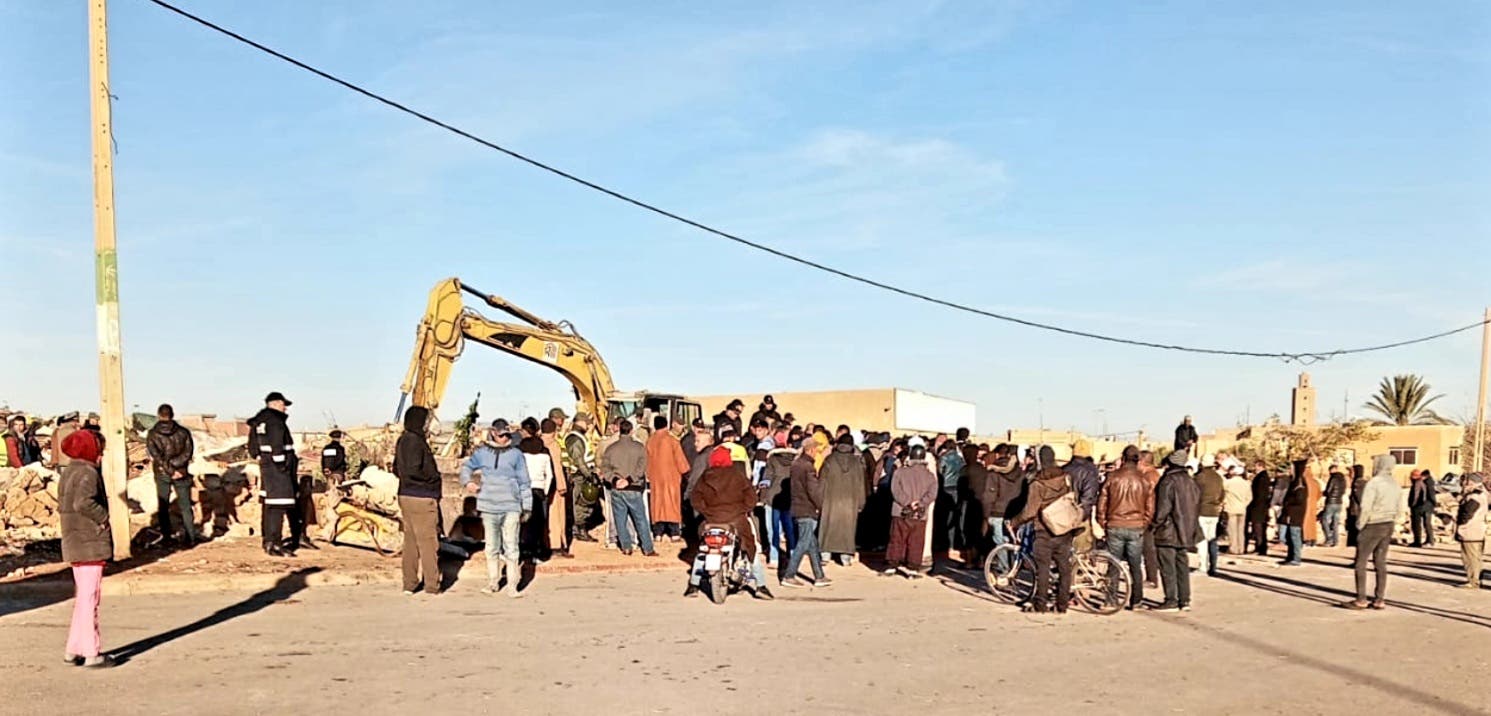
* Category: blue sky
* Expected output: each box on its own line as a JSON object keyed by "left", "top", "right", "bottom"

{"left": 3, "top": 0, "right": 1488, "bottom": 436}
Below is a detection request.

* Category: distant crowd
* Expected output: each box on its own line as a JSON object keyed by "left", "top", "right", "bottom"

{"left": 20, "top": 393, "right": 1489, "bottom": 668}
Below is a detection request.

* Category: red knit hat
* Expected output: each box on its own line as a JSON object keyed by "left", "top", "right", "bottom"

{"left": 708, "top": 445, "right": 733, "bottom": 468}
{"left": 61, "top": 429, "right": 101, "bottom": 464}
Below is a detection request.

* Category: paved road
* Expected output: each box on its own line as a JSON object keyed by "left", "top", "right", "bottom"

{"left": 2, "top": 544, "right": 1487, "bottom": 715}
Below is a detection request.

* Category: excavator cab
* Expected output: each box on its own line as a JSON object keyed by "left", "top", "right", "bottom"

{"left": 608, "top": 393, "right": 702, "bottom": 439}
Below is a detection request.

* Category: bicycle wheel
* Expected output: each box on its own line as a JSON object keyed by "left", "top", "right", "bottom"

{"left": 1072, "top": 550, "right": 1131, "bottom": 615}
{"left": 984, "top": 545, "right": 1035, "bottom": 604}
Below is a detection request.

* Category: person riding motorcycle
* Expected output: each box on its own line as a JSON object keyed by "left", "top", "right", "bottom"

{"left": 685, "top": 446, "right": 773, "bottom": 600}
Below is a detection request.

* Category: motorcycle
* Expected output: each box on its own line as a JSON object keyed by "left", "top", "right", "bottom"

{"left": 698, "top": 524, "right": 751, "bottom": 605}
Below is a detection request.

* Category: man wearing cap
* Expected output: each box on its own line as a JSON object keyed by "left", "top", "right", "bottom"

{"left": 321, "top": 430, "right": 348, "bottom": 486}
{"left": 249, "top": 392, "right": 298, "bottom": 557}
{"left": 750, "top": 396, "right": 782, "bottom": 428}
{"left": 1151, "top": 450, "right": 1201, "bottom": 611}
{"left": 713, "top": 400, "right": 744, "bottom": 441}
{"left": 49, "top": 412, "right": 81, "bottom": 470}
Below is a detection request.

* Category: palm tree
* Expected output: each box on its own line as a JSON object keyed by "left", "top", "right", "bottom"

{"left": 1363, "top": 374, "right": 1448, "bottom": 426}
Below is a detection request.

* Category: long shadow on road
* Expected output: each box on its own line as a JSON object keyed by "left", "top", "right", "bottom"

{"left": 1217, "top": 571, "right": 1491, "bottom": 630}
{"left": 1137, "top": 592, "right": 1486, "bottom": 716}
{"left": 108, "top": 567, "right": 321, "bottom": 665}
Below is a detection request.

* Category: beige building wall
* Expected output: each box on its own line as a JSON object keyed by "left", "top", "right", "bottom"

{"left": 693, "top": 389, "right": 899, "bottom": 432}
{"left": 1196, "top": 424, "right": 1464, "bottom": 483}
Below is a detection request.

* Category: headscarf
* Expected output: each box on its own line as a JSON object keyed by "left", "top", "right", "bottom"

{"left": 62, "top": 429, "right": 102, "bottom": 464}
{"left": 708, "top": 445, "right": 733, "bottom": 469}
{"left": 812, "top": 431, "right": 831, "bottom": 470}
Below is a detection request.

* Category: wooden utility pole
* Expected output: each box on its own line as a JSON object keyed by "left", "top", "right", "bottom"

{"left": 89, "top": 0, "right": 131, "bottom": 560}
{"left": 1475, "top": 307, "right": 1490, "bottom": 473}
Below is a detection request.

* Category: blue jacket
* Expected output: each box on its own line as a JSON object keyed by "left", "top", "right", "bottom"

{"left": 938, "top": 450, "right": 965, "bottom": 491}
{"left": 460, "top": 444, "right": 532, "bottom": 515}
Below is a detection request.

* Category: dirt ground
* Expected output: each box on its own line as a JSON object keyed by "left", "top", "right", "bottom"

{"left": 1, "top": 540, "right": 1487, "bottom": 715}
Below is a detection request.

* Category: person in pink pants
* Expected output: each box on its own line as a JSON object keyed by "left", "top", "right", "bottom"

{"left": 57, "top": 429, "right": 115, "bottom": 668}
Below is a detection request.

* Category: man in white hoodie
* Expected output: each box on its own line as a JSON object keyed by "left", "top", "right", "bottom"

{"left": 1343, "top": 455, "right": 1401, "bottom": 610}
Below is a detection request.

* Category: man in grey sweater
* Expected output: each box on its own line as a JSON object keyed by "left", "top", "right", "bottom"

{"left": 1344, "top": 454, "right": 1401, "bottom": 610}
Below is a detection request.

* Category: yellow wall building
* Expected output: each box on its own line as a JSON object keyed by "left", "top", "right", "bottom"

{"left": 691, "top": 388, "right": 976, "bottom": 435}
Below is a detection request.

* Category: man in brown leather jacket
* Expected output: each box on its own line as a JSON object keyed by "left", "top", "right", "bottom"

{"left": 1098, "top": 446, "right": 1154, "bottom": 609}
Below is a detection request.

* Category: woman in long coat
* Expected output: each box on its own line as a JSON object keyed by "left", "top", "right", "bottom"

{"left": 818, "top": 435, "right": 867, "bottom": 564}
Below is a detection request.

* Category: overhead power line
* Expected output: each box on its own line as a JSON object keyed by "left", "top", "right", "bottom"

{"left": 141, "top": 0, "right": 1489, "bottom": 364}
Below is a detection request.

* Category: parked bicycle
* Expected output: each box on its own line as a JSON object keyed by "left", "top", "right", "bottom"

{"left": 982, "top": 524, "right": 1133, "bottom": 615}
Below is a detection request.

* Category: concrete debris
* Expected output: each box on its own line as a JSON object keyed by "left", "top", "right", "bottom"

{"left": 1, "top": 464, "right": 63, "bottom": 540}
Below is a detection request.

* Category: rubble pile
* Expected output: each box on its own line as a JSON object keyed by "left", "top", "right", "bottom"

{"left": 0, "top": 464, "right": 62, "bottom": 541}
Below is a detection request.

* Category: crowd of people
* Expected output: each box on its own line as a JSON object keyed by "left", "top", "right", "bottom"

{"left": 17, "top": 394, "right": 1489, "bottom": 669}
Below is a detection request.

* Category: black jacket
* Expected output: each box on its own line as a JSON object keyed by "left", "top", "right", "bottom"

{"left": 1408, "top": 478, "right": 1437, "bottom": 512}
{"left": 1063, "top": 457, "right": 1101, "bottom": 520}
{"left": 248, "top": 407, "right": 297, "bottom": 505}
{"left": 1281, "top": 478, "right": 1309, "bottom": 526}
{"left": 146, "top": 419, "right": 195, "bottom": 480}
{"left": 1153, "top": 466, "right": 1201, "bottom": 548}
{"left": 321, "top": 440, "right": 348, "bottom": 473}
{"left": 711, "top": 411, "right": 741, "bottom": 439}
{"left": 394, "top": 406, "right": 442, "bottom": 499}
{"left": 1247, "top": 470, "right": 1273, "bottom": 522}
{"left": 1173, "top": 423, "right": 1198, "bottom": 451}
{"left": 749, "top": 408, "right": 781, "bottom": 427}
{"left": 1324, "top": 471, "right": 1347, "bottom": 504}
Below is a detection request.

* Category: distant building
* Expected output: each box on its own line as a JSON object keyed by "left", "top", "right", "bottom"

{"left": 1291, "top": 373, "right": 1316, "bottom": 427}
{"left": 690, "top": 388, "right": 975, "bottom": 435}
{"left": 1193, "top": 373, "right": 1463, "bottom": 482}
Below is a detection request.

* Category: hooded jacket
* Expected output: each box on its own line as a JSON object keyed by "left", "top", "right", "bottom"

{"left": 1357, "top": 455, "right": 1402, "bottom": 529}
{"left": 985, "top": 456, "right": 1023, "bottom": 520}
{"left": 818, "top": 442, "right": 868, "bottom": 554}
{"left": 1153, "top": 463, "right": 1201, "bottom": 548}
{"left": 461, "top": 440, "right": 531, "bottom": 514}
{"left": 146, "top": 418, "right": 195, "bottom": 480}
{"left": 761, "top": 447, "right": 797, "bottom": 511}
{"left": 1010, "top": 446, "right": 1072, "bottom": 533}
{"left": 789, "top": 452, "right": 824, "bottom": 519}
{"left": 249, "top": 406, "right": 297, "bottom": 505}
{"left": 393, "top": 406, "right": 442, "bottom": 500}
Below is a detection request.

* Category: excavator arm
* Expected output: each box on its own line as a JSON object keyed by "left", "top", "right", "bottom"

{"left": 397, "top": 278, "right": 617, "bottom": 423}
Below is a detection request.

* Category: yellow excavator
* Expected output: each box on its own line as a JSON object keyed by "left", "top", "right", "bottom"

{"left": 396, "top": 277, "right": 702, "bottom": 432}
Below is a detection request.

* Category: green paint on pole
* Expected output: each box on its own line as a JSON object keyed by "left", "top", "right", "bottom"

{"left": 95, "top": 249, "right": 118, "bottom": 305}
